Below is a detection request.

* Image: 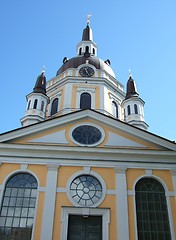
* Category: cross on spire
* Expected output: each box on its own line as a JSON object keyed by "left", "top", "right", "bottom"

{"left": 87, "top": 14, "right": 92, "bottom": 26}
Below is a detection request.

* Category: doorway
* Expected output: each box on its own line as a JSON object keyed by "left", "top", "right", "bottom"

{"left": 67, "top": 215, "right": 102, "bottom": 240}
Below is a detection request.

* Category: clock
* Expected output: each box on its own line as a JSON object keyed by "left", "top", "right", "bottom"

{"left": 72, "top": 125, "right": 102, "bottom": 145}
{"left": 79, "top": 66, "right": 94, "bottom": 77}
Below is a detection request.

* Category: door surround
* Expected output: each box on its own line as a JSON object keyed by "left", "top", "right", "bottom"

{"left": 61, "top": 207, "right": 110, "bottom": 240}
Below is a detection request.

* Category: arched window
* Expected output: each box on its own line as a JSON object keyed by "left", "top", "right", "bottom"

{"left": 93, "top": 48, "right": 95, "bottom": 55}
{"left": 51, "top": 98, "right": 58, "bottom": 116}
{"left": 41, "top": 101, "right": 45, "bottom": 112}
{"left": 127, "top": 105, "right": 131, "bottom": 115}
{"left": 135, "top": 178, "right": 171, "bottom": 240}
{"left": 85, "top": 46, "right": 89, "bottom": 53}
{"left": 80, "top": 93, "right": 91, "bottom": 109}
{"left": 79, "top": 48, "right": 82, "bottom": 55}
{"left": 0, "top": 173, "right": 38, "bottom": 239}
{"left": 112, "top": 101, "right": 118, "bottom": 118}
{"left": 33, "top": 99, "right": 38, "bottom": 109}
{"left": 134, "top": 104, "right": 138, "bottom": 114}
{"left": 27, "top": 100, "right": 31, "bottom": 110}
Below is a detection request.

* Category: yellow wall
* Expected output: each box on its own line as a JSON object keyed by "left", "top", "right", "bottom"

{"left": 0, "top": 163, "right": 20, "bottom": 184}
{"left": 0, "top": 163, "right": 176, "bottom": 240}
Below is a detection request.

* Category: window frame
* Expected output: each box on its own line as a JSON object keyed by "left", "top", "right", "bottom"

{"left": 112, "top": 101, "right": 118, "bottom": 118}
{"left": 50, "top": 98, "right": 59, "bottom": 116}
{"left": 0, "top": 170, "right": 39, "bottom": 240}
{"left": 127, "top": 105, "right": 131, "bottom": 115}
{"left": 80, "top": 92, "right": 91, "bottom": 110}
{"left": 133, "top": 175, "right": 175, "bottom": 240}
{"left": 33, "top": 99, "right": 38, "bottom": 110}
{"left": 66, "top": 169, "right": 106, "bottom": 208}
{"left": 134, "top": 104, "right": 138, "bottom": 114}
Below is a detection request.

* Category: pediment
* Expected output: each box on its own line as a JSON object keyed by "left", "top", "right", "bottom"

{"left": 0, "top": 110, "right": 175, "bottom": 151}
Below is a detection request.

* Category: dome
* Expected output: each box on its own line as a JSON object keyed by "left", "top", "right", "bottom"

{"left": 33, "top": 71, "right": 46, "bottom": 95}
{"left": 56, "top": 55, "right": 115, "bottom": 78}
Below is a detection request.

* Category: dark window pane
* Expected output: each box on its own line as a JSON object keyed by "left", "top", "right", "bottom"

{"left": 112, "top": 101, "right": 118, "bottom": 118}
{"left": 41, "top": 100, "right": 44, "bottom": 111}
{"left": 33, "top": 99, "right": 38, "bottom": 109}
{"left": 27, "top": 100, "right": 31, "bottom": 110}
{"left": 135, "top": 178, "right": 171, "bottom": 240}
{"left": 80, "top": 92, "right": 91, "bottom": 109}
{"left": 51, "top": 98, "right": 58, "bottom": 116}
{"left": 0, "top": 173, "right": 38, "bottom": 240}
{"left": 134, "top": 104, "right": 138, "bottom": 114}
{"left": 127, "top": 105, "right": 131, "bottom": 115}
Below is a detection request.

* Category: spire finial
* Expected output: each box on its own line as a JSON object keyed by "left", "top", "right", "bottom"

{"left": 87, "top": 14, "right": 92, "bottom": 26}
{"left": 42, "top": 65, "right": 45, "bottom": 74}
{"left": 129, "top": 68, "right": 132, "bottom": 78}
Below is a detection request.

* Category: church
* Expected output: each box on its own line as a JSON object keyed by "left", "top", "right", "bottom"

{"left": 0, "top": 18, "right": 176, "bottom": 240}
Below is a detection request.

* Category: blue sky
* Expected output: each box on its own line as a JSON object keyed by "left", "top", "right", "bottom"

{"left": 0, "top": 1, "right": 176, "bottom": 141}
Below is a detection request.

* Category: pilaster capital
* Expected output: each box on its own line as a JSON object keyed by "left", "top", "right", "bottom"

{"left": 114, "top": 166, "right": 127, "bottom": 174}
{"left": 47, "top": 164, "right": 60, "bottom": 171}
{"left": 170, "top": 169, "right": 176, "bottom": 176}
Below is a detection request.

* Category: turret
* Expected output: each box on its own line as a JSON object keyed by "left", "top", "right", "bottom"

{"left": 122, "top": 75, "right": 148, "bottom": 130}
{"left": 21, "top": 70, "right": 49, "bottom": 126}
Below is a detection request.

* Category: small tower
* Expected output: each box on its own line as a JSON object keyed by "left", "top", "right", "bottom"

{"left": 122, "top": 75, "right": 148, "bottom": 130}
{"left": 76, "top": 15, "right": 97, "bottom": 57}
{"left": 21, "top": 70, "right": 49, "bottom": 126}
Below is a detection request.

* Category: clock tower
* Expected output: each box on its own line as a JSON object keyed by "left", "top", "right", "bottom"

{"left": 21, "top": 19, "right": 148, "bottom": 131}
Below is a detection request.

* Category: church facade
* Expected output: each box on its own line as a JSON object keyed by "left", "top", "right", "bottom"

{"left": 0, "top": 19, "right": 176, "bottom": 240}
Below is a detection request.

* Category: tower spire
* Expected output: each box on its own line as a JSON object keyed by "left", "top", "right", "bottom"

{"left": 82, "top": 16, "right": 93, "bottom": 41}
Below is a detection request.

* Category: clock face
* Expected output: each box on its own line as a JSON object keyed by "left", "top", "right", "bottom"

{"left": 72, "top": 125, "right": 102, "bottom": 145}
{"left": 79, "top": 66, "right": 94, "bottom": 77}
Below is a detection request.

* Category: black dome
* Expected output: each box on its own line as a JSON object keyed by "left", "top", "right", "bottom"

{"left": 33, "top": 72, "right": 46, "bottom": 95}
{"left": 56, "top": 55, "right": 115, "bottom": 78}
{"left": 125, "top": 76, "right": 139, "bottom": 99}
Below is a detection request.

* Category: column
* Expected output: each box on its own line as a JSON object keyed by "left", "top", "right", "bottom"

{"left": 40, "top": 165, "right": 59, "bottom": 240}
{"left": 115, "top": 167, "right": 129, "bottom": 240}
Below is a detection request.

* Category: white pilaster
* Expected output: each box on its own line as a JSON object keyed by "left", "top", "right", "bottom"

{"left": 40, "top": 165, "right": 59, "bottom": 240}
{"left": 115, "top": 167, "right": 129, "bottom": 240}
{"left": 171, "top": 169, "right": 176, "bottom": 201}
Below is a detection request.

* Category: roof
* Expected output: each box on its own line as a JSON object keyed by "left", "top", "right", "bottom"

{"left": 125, "top": 76, "right": 139, "bottom": 99}
{"left": 33, "top": 72, "right": 47, "bottom": 95}
{"left": 56, "top": 55, "right": 115, "bottom": 78}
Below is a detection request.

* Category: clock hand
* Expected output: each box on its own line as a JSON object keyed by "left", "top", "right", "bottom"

{"left": 85, "top": 68, "right": 90, "bottom": 76}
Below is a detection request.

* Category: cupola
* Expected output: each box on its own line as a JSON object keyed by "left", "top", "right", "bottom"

{"left": 21, "top": 70, "right": 49, "bottom": 126}
{"left": 122, "top": 75, "right": 149, "bottom": 130}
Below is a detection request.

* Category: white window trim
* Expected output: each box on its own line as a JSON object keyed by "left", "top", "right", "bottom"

{"left": 61, "top": 207, "right": 110, "bottom": 240}
{"left": 49, "top": 91, "right": 62, "bottom": 115}
{"left": 133, "top": 173, "right": 175, "bottom": 240}
{"left": 76, "top": 87, "right": 96, "bottom": 109}
{"left": 66, "top": 169, "right": 106, "bottom": 207}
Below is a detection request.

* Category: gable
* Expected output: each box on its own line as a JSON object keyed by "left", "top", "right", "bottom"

{"left": 0, "top": 110, "right": 175, "bottom": 151}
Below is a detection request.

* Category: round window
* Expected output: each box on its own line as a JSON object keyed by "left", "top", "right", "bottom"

{"left": 72, "top": 125, "right": 102, "bottom": 145}
{"left": 70, "top": 175, "right": 103, "bottom": 206}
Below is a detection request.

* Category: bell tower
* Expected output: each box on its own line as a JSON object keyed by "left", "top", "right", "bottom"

{"left": 122, "top": 75, "right": 148, "bottom": 130}
{"left": 21, "top": 70, "right": 49, "bottom": 126}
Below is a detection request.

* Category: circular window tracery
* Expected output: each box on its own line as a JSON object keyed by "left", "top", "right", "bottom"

{"left": 70, "top": 175, "right": 103, "bottom": 206}
{"left": 72, "top": 125, "right": 102, "bottom": 145}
